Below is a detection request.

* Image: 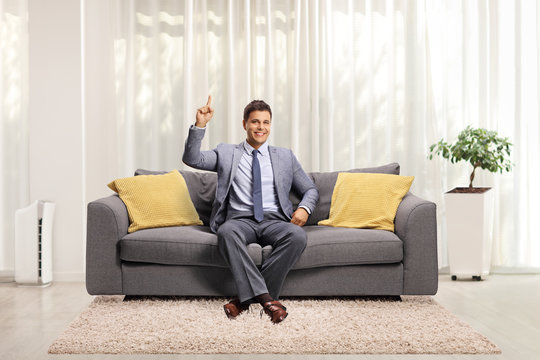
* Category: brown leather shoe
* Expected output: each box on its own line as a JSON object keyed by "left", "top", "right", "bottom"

{"left": 223, "top": 298, "right": 250, "bottom": 319}
{"left": 261, "top": 300, "right": 288, "bottom": 324}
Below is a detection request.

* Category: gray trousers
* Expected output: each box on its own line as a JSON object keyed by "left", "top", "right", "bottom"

{"left": 216, "top": 211, "right": 307, "bottom": 303}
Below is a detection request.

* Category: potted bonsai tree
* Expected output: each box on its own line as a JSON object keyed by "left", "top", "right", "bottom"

{"left": 428, "top": 126, "right": 513, "bottom": 281}
{"left": 429, "top": 126, "right": 513, "bottom": 190}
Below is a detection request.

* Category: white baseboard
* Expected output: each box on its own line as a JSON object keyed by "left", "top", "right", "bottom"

{"left": 0, "top": 270, "right": 15, "bottom": 283}
{"left": 53, "top": 272, "right": 85, "bottom": 282}
{"left": 438, "top": 266, "right": 450, "bottom": 274}
{"left": 2, "top": 270, "right": 84, "bottom": 282}
{"left": 0, "top": 269, "right": 14, "bottom": 276}
{"left": 439, "top": 265, "right": 540, "bottom": 275}
{"left": 490, "top": 266, "right": 540, "bottom": 274}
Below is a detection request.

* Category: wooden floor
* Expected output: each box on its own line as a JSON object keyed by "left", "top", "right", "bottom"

{"left": 1, "top": 274, "right": 539, "bottom": 360}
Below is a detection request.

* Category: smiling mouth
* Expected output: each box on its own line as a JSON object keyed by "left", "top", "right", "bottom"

{"left": 255, "top": 132, "right": 266, "bottom": 136}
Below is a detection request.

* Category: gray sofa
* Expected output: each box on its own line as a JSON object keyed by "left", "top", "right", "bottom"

{"left": 86, "top": 163, "right": 438, "bottom": 296}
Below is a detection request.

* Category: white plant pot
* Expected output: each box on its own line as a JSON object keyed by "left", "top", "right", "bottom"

{"left": 445, "top": 188, "right": 494, "bottom": 281}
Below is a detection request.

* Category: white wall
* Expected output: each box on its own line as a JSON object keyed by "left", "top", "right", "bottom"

{"left": 28, "top": 0, "right": 84, "bottom": 281}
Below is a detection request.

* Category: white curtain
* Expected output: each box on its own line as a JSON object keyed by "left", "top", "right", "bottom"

{"left": 85, "top": 0, "right": 540, "bottom": 270}
{"left": 0, "top": 0, "right": 28, "bottom": 278}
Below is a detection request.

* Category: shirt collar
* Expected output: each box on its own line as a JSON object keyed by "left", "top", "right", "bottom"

{"left": 243, "top": 141, "right": 269, "bottom": 156}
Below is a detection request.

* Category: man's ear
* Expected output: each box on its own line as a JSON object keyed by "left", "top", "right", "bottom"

{"left": 242, "top": 120, "right": 247, "bottom": 130}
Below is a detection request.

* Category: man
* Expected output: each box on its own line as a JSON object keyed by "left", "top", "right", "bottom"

{"left": 183, "top": 96, "right": 318, "bottom": 324}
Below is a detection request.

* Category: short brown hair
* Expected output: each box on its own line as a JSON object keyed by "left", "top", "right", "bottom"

{"left": 243, "top": 100, "right": 272, "bottom": 122}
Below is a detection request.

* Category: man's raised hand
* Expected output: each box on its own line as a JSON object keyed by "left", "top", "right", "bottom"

{"left": 195, "top": 95, "right": 214, "bottom": 128}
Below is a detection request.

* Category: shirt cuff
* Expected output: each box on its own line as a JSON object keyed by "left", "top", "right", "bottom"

{"left": 299, "top": 205, "right": 311, "bottom": 215}
{"left": 191, "top": 124, "right": 207, "bottom": 130}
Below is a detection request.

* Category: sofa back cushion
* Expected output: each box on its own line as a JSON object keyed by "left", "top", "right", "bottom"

{"left": 136, "top": 162, "right": 399, "bottom": 227}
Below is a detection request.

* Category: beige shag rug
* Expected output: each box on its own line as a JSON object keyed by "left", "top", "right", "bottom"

{"left": 49, "top": 295, "right": 500, "bottom": 354}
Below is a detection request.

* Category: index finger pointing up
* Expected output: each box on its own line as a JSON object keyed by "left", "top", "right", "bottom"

{"left": 206, "top": 95, "right": 212, "bottom": 107}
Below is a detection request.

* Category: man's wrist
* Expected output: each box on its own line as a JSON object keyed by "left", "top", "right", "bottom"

{"left": 299, "top": 205, "right": 311, "bottom": 215}
{"left": 193, "top": 123, "right": 207, "bottom": 129}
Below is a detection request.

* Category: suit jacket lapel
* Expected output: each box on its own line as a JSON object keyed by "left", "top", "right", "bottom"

{"left": 269, "top": 146, "right": 281, "bottom": 195}
{"left": 227, "top": 143, "right": 244, "bottom": 190}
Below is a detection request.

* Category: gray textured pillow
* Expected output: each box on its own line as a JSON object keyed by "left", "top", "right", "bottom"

{"left": 135, "top": 169, "right": 217, "bottom": 226}
{"left": 290, "top": 163, "right": 401, "bottom": 226}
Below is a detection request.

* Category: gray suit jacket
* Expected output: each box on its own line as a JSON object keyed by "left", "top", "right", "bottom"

{"left": 182, "top": 126, "right": 319, "bottom": 233}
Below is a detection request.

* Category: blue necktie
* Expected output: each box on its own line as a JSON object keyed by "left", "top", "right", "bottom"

{"left": 252, "top": 149, "right": 264, "bottom": 222}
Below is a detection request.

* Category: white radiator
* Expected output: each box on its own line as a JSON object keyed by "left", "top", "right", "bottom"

{"left": 15, "top": 200, "right": 55, "bottom": 286}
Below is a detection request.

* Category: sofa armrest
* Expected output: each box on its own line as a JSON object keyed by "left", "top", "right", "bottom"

{"left": 394, "top": 192, "right": 438, "bottom": 295}
{"left": 86, "top": 195, "right": 128, "bottom": 295}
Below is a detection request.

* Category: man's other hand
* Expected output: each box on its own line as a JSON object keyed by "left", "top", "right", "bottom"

{"left": 195, "top": 95, "right": 214, "bottom": 128}
{"left": 290, "top": 208, "right": 309, "bottom": 227}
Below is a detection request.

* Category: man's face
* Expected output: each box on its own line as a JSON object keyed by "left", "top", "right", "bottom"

{"left": 243, "top": 110, "right": 271, "bottom": 149}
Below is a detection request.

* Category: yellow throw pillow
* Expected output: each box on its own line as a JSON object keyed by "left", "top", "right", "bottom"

{"left": 108, "top": 170, "right": 203, "bottom": 233}
{"left": 318, "top": 173, "right": 414, "bottom": 231}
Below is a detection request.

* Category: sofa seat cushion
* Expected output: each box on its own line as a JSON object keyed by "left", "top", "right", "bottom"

{"left": 288, "top": 226, "right": 403, "bottom": 270}
{"left": 120, "top": 226, "right": 263, "bottom": 267}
